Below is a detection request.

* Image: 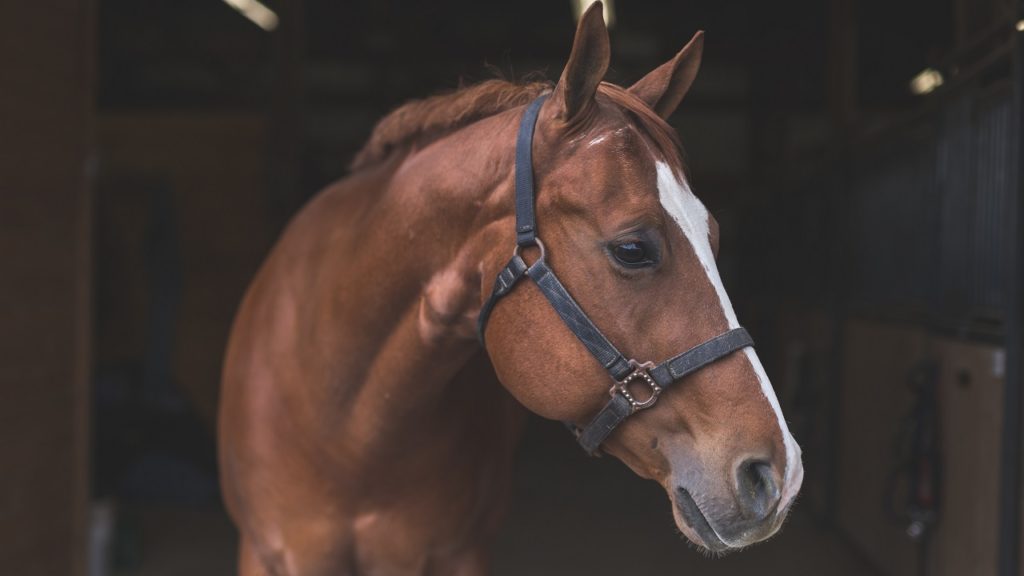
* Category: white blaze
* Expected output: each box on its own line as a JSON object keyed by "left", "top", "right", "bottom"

{"left": 655, "top": 161, "right": 803, "bottom": 508}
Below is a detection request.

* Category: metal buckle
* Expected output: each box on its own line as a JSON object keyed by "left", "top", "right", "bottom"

{"left": 513, "top": 237, "right": 546, "bottom": 263}
{"left": 611, "top": 360, "right": 661, "bottom": 413}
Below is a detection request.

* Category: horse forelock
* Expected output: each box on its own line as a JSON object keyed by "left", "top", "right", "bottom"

{"left": 593, "top": 83, "right": 689, "bottom": 179}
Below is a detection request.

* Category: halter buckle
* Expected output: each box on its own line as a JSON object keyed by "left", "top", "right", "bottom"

{"left": 611, "top": 360, "right": 661, "bottom": 413}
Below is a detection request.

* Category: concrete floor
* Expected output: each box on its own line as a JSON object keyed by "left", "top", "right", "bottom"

{"left": 119, "top": 419, "right": 878, "bottom": 576}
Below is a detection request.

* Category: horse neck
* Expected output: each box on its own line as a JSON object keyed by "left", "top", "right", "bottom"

{"left": 315, "top": 109, "right": 524, "bottom": 458}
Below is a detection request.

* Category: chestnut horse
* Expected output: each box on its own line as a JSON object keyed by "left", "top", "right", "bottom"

{"left": 219, "top": 4, "right": 803, "bottom": 574}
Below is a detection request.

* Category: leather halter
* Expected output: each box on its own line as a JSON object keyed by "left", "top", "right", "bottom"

{"left": 477, "top": 95, "right": 754, "bottom": 455}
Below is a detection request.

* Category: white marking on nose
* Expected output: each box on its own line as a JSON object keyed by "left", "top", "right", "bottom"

{"left": 655, "top": 161, "right": 802, "bottom": 509}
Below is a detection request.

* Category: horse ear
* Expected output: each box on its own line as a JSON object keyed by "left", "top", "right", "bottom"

{"left": 551, "top": 1, "right": 610, "bottom": 122}
{"left": 628, "top": 31, "right": 704, "bottom": 119}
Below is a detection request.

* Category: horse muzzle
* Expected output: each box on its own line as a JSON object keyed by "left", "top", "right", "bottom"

{"left": 669, "top": 456, "right": 798, "bottom": 552}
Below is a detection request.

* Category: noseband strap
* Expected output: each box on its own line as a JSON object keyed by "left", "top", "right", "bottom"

{"left": 478, "top": 95, "right": 755, "bottom": 455}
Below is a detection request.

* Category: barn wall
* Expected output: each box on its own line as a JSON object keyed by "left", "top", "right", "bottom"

{"left": 932, "top": 335, "right": 1003, "bottom": 576}
{"left": 0, "top": 2, "right": 95, "bottom": 575}
{"left": 836, "top": 318, "right": 1006, "bottom": 575}
{"left": 95, "top": 114, "right": 274, "bottom": 427}
{"left": 836, "top": 319, "right": 929, "bottom": 576}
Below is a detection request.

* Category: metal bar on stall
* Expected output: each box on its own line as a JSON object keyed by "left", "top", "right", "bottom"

{"left": 997, "top": 7, "right": 1024, "bottom": 576}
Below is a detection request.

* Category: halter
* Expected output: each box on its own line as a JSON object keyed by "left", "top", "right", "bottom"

{"left": 477, "top": 95, "right": 754, "bottom": 455}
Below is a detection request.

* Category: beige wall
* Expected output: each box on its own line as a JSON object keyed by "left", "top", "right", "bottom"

{"left": 837, "top": 318, "right": 1006, "bottom": 576}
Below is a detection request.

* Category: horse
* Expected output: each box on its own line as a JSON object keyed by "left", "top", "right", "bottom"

{"left": 218, "top": 3, "right": 803, "bottom": 574}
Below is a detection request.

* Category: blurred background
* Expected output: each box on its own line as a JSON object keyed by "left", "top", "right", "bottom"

{"left": 2, "top": 0, "right": 1023, "bottom": 574}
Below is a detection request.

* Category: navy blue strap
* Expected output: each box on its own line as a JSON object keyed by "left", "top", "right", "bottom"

{"left": 477, "top": 255, "right": 529, "bottom": 344}
{"left": 478, "top": 252, "right": 634, "bottom": 384}
{"left": 577, "top": 394, "right": 632, "bottom": 454}
{"left": 576, "top": 327, "right": 754, "bottom": 454}
{"left": 648, "top": 327, "right": 753, "bottom": 388}
{"left": 514, "top": 95, "right": 548, "bottom": 246}
{"left": 525, "top": 260, "right": 633, "bottom": 381}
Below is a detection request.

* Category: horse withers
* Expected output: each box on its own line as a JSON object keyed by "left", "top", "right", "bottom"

{"left": 219, "top": 4, "right": 803, "bottom": 574}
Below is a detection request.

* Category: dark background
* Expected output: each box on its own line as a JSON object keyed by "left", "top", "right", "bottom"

{"left": 2, "top": 0, "right": 1023, "bottom": 574}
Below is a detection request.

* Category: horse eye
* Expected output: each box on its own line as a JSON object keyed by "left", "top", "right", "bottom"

{"left": 611, "top": 241, "right": 655, "bottom": 268}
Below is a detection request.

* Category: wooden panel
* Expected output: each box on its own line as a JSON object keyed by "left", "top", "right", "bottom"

{"left": 0, "top": 2, "right": 94, "bottom": 575}
{"left": 931, "top": 337, "right": 1004, "bottom": 576}
{"left": 96, "top": 114, "right": 273, "bottom": 427}
{"left": 837, "top": 320, "right": 1008, "bottom": 576}
{"left": 836, "top": 318, "right": 929, "bottom": 576}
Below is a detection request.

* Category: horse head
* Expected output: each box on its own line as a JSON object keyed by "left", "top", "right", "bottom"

{"left": 480, "top": 2, "right": 803, "bottom": 553}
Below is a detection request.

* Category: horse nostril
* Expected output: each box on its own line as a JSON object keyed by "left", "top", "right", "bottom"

{"left": 735, "top": 459, "right": 781, "bottom": 522}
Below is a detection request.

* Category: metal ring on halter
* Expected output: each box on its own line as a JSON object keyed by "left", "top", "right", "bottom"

{"left": 513, "top": 237, "right": 546, "bottom": 264}
{"left": 611, "top": 360, "right": 661, "bottom": 413}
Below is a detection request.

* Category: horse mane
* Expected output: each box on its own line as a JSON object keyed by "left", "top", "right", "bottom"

{"left": 350, "top": 78, "right": 686, "bottom": 173}
{"left": 350, "top": 79, "right": 553, "bottom": 171}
